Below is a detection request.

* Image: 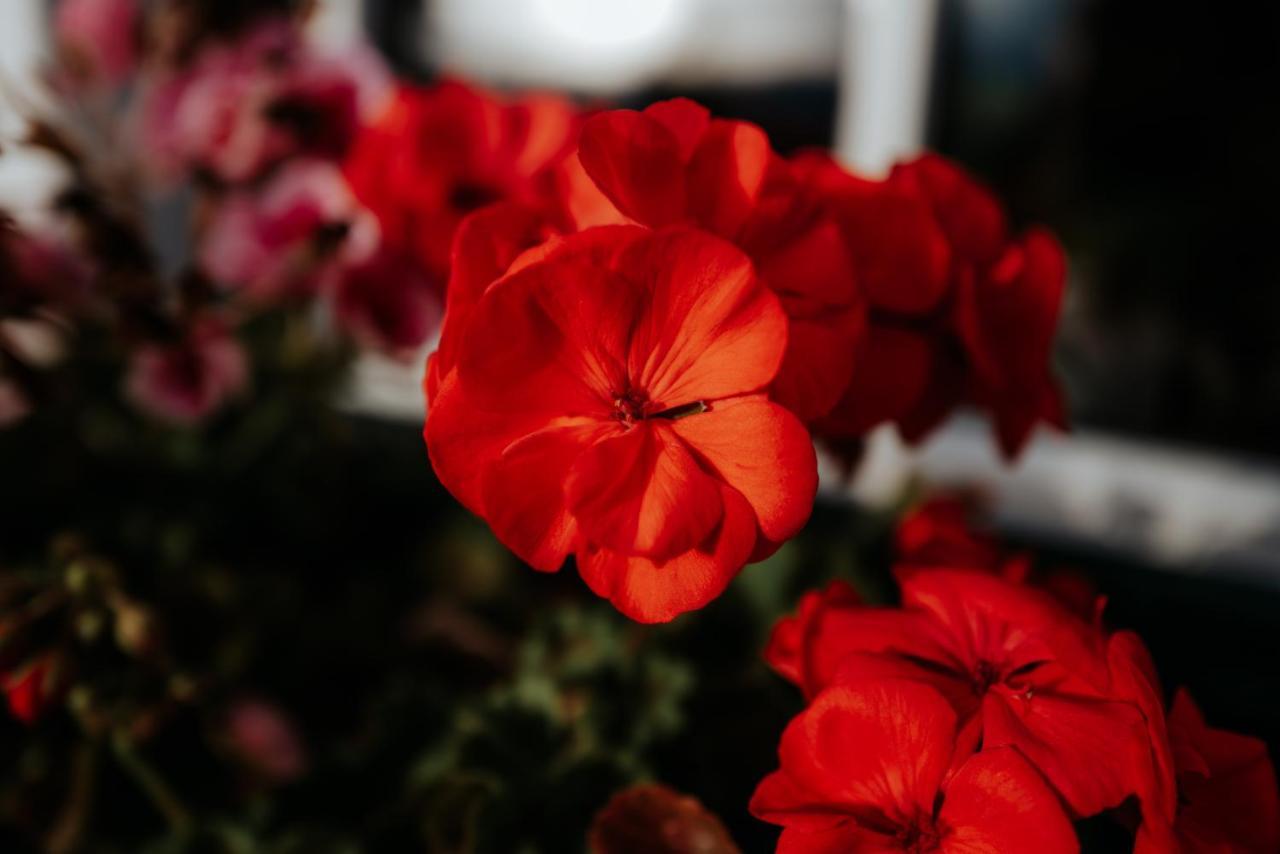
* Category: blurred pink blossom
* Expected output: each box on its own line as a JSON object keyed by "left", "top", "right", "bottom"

{"left": 54, "top": 0, "right": 140, "bottom": 88}
{"left": 136, "top": 20, "right": 390, "bottom": 184}
{"left": 124, "top": 318, "right": 249, "bottom": 425}
{"left": 334, "top": 246, "right": 440, "bottom": 357}
{"left": 199, "top": 159, "right": 379, "bottom": 300}
{"left": 225, "top": 698, "right": 307, "bottom": 784}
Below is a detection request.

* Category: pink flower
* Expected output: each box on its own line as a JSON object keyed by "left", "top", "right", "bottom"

{"left": 0, "top": 379, "right": 30, "bottom": 428}
{"left": 199, "top": 159, "right": 377, "bottom": 301}
{"left": 54, "top": 0, "right": 140, "bottom": 88}
{"left": 125, "top": 319, "right": 249, "bottom": 425}
{"left": 225, "top": 698, "right": 307, "bottom": 784}
{"left": 137, "top": 20, "right": 390, "bottom": 184}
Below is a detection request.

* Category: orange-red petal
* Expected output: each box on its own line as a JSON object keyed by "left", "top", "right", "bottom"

{"left": 671, "top": 395, "right": 816, "bottom": 545}
{"left": 575, "top": 483, "right": 756, "bottom": 623}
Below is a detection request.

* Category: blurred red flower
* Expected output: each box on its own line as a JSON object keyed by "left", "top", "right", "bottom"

{"left": 426, "top": 226, "right": 816, "bottom": 622}
{"left": 1109, "top": 632, "right": 1280, "bottom": 853}
{"left": 589, "top": 783, "right": 740, "bottom": 854}
{"left": 344, "top": 80, "right": 579, "bottom": 294}
{"left": 125, "top": 318, "right": 249, "bottom": 424}
{"left": 750, "top": 678, "right": 1078, "bottom": 853}
{"left": 566, "top": 99, "right": 864, "bottom": 423}
{"left": 766, "top": 568, "right": 1147, "bottom": 817}
{"left": 895, "top": 496, "right": 1003, "bottom": 571}
{"left": 804, "top": 152, "right": 1066, "bottom": 459}
{"left": 3, "top": 653, "right": 60, "bottom": 725}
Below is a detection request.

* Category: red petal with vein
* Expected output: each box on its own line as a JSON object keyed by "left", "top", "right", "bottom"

{"left": 566, "top": 423, "right": 725, "bottom": 558}
{"left": 454, "top": 245, "right": 643, "bottom": 407}
{"left": 578, "top": 110, "right": 686, "bottom": 227}
{"left": 426, "top": 368, "right": 576, "bottom": 517}
{"left": 576, "top": 483, "right": 756, "bottom": 623}
{"left": 621, "top": 229, "right": 787, "bottom": 406}
{"left": 671, "top": 395, "right": 816, "bottom": 547}
{"left": 938, "top": 747, "right": 1079, "bottom": 854}
{"left": 756, "top": 679, "right": 956, "bottom": 825}
{"left": 481, "top": 419, "right": 612, "bottom": 571}
{"left": 981, "top": 688, "right": 1149, "bottom": 817}
{"left": 687, "top": 120, "right": 771, "bottom": 237}
{"left": 435, "top": 202, "right": 551, "bottom": 383}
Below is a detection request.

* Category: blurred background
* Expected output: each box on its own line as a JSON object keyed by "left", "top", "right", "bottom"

{"left": 1, "top": 1, "right": 1278, "bottom": 852}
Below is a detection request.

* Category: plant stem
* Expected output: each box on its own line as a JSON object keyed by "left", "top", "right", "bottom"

{"left": 110, "top": 731, "right": 191, "bottom": 832}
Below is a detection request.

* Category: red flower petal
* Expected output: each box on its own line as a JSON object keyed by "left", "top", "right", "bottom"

{"left": 686, "top": 120, "right": 771, "bottom": 237}
{"left": 620, "top": 228, "right": 787, "bottom": 406}
{"left": 566, "top": 422, "right": 725, "bottom": 558}
{"left": 775, "top": 824, "right": 895, "bottom": 854}
{"left": 981, "top": 688, "right": 1149, "bottom": 817}
{"left": 576, "top": 483, "right": 756, "bottom": 623}
{"left": 898, "top": 153, "right": 1008, "bottom": 266}
{"left": 426, "top": 367, "right": 576, "bottom": 517}
{"left": 642, "top": 98, "right": 711, "bottom": 159}
{"left": 454, "top": 239, "right": 644, "bottom": 407}
{"left": 1168, "top": 689, "right": 1280, "bottom": 853}
{"left": 818, "top": 327, "right": 937, "bottom": 439}
{"left": 764, "top": 580, "right": 862, "bottom": 689}
{"left": 578, "top": 110, "right": 686, "bottom": 227}
{"left": 480, "top": 418, "right": 612, "bottom": 571}
{"left": 434, "top": 202, "right": 551, "bottom": 385}
{"left": 938, "top": 747, "right": 1078, "bottom": 854}
{"left": 759, "top": 679, "right": 956, "bottom": 826}
{"left": 769, "top": 313, "right": 863, "bottom": 425}
{"left": 670, "top": 395, "right": 816, "bottom": 547}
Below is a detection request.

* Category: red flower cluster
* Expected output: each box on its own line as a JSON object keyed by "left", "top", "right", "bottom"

{"left": 802, "top": 152, "right": 1068, "bottom": 458}
{"left": 563, "top": 100, "right": 863, "bottom": 423}
{"left": 344, "top": 80, "right": 579, "bottom": 294}
{"left": 753, "top": 514, "right": 1279, "bottom": 851}
{"left": 426, "top": 97, "right": 1070, "bottom": 621}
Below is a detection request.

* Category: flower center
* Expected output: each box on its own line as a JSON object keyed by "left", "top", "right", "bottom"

{"left": 971, "top": 660, "right": 1001, "bottom": 694}
{"left": 612, "top": 389, "right": 707, "bottom": 427}
{"left": 449, "top": 182, "right": 503, "bottom": 213}
{"left": 897, "top": 816, "right": 944, "bottom": 853}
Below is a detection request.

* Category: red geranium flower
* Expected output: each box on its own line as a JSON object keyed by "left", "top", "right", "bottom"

{"left": 766, "top": 568, "right": 1146, "bottom": 817}
{"left": 565, "top": 99, "right": 864, "bottom": 423}
{"left": 805, "top": 152, "right": 1066, "bottom": 458}
{"left": 750, "top": 677, "right": 1078, "bottom": 853}
{"left": 1109, "top": 632, "right": 1280, "bottom": 853}
{"left": 426, "top": 226, "right": 817, "bottom": 622}
{"left": 344, "top": 80, "right": 579, "bottom": 294}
